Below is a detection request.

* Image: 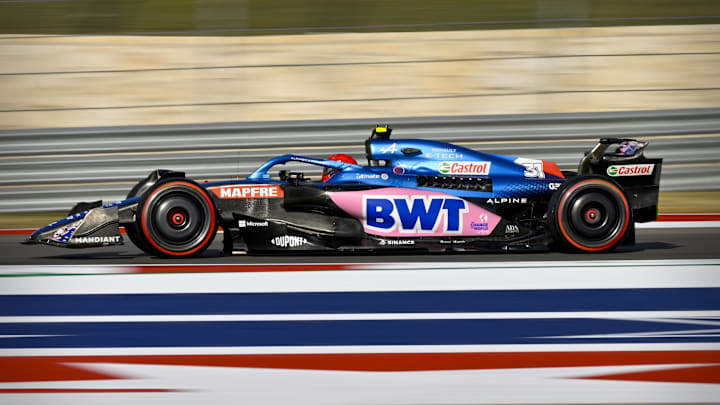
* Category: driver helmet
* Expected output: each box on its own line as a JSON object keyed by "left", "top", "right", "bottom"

{"left": 322, "top": 153, "right": 357, "bottom": 182}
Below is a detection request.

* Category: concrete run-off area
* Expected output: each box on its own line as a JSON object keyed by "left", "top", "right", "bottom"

{"left": 0, "top": 24, "right": 719, "bottom": 129}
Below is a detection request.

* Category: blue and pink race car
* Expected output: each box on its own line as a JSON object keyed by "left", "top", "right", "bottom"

{"left": 25, "top": 126, "right": 662, "bottom": 256}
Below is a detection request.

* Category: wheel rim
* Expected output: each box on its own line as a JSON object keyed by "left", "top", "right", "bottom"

{"left": 558, "top": 181, "right": 629, "bottom": 250}
{"left": 143, "top": 185, "right": 214, "bottom": 254}
{"left": 568, "top": 191, "right": 618, "bottom": 239}
{"left": 168, "top": 208, "right": 187, "bottom": 229}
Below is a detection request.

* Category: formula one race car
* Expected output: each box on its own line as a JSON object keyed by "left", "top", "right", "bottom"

{"left": 25, "top": 126, "right": 662, "bottom": 256}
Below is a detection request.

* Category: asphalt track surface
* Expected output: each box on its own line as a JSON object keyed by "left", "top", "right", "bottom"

{"left": 2, "top": 227, "right": 718, "bottom": 265}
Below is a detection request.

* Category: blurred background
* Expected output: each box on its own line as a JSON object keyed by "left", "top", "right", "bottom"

{"left": 1, "top": 0, "right": 719, "bottom": 127}
{"left": 0, "top": 0, "right": 719, "bottom": 220}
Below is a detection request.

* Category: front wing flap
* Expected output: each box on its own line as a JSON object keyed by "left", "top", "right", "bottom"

{"left": 24, "top": 206, "right": 124, "bottom": 248}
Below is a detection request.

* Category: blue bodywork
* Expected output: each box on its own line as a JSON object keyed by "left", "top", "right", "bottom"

{"left": 364, "top": 138, "right": 564, "bottom": 197}
{"left": 241, "top": 138, "right": 564, "bottom": 198}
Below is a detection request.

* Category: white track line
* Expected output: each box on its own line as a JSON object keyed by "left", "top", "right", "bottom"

{"left": 637, "top": 221, "right": 720, "bottom": 228}
{"left": 1, "top": 260, "right": 719, "bottom": 294}
{"left": 1, "top": 343, "right": 719, "bottom": 357}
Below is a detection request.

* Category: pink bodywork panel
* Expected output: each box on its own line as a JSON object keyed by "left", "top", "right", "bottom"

{"left": 328, "top": 188, "right": 500, "bottom": 237}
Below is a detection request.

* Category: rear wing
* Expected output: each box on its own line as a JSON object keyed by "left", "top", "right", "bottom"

{"left": 578, "top": 138, "right": 662, "bottom": 222}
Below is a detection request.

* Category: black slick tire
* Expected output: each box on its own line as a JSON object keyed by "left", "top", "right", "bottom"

{"left": 134, "top": 179, "right": 218, "bottom": 258}
{"left": 548, "top": 175, "right": 632, "bottom": 252}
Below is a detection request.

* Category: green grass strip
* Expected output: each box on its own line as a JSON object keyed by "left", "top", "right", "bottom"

{"left": 0, "top": 0, "right": 718, "bottom": 35}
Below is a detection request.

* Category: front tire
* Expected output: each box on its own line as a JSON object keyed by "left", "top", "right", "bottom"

{"left": 548, "top": 175, "right": 632, "bottom": 252}
{"left": 135, "top": 179, "right": 217, "bottom": 257}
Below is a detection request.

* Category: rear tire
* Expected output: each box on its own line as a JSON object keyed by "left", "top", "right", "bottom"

{"left": 548, "top": 175, "right": 631, "bottom": 252}
{"left": 135, "top": 179, "right": 217, "bottom": 258}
